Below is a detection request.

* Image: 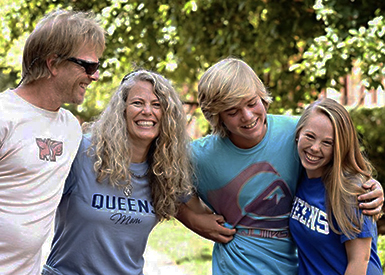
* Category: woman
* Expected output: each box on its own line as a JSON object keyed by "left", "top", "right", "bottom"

{"left": 289, "top": 98, "right": 382, "bottom": 274}
{"left": 42, "top": 69, "right": 194, "bottom": 274}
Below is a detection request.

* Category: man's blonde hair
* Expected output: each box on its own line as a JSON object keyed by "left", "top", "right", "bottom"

{"left": 22, "top": 9, "right": 105, "bottom": 85}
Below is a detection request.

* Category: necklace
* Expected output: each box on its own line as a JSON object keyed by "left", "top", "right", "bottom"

{"left": 123, "top": 168, "right": 150, "bottom": 197}
{"left": 123, "top": 185, "right": 133, "bottom": 197}
{"left": 129, "top": 168, "right": 149, "bottom": 179}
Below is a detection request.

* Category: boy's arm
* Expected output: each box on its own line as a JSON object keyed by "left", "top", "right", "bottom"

{"left": 358, "top": 179, "right": 384, "bottom": 217}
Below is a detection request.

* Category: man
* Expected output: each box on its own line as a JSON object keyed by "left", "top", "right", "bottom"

{"left": 0, "top": 9, "right": 105, "bottom": 274}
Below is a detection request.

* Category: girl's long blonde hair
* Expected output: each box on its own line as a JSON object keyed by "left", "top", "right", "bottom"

{"left": 85, "top": 69, "right": 194, "bottom": 221}
{"left": 296, "top": 98, "right": 375, "bottom": 238}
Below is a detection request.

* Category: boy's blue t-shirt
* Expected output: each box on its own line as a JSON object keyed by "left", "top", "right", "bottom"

{"left": 192, "top": 114, "right": 301, "bottom": 275}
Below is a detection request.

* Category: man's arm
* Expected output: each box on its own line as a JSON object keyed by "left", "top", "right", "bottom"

{"left": 176, "top": 196, "right": 236, "bottom": 244}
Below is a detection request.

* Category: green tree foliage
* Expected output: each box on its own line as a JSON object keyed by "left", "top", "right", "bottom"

{"left": 290, "top": 0, "right": 385, "bottom": 96}
{"left": 350, "top": 107, "right": 385, "bottom": 186}
{"left": 0, "top": 0, "right": 384, "bottom": 120}
{"left": 1, "top": 0, "right": 384, "bottom": 185}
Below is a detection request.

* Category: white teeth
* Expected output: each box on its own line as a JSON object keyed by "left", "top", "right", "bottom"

{"left": 137, "top": 121, "right": 154, "bottom": 126}
{"left": 306, "top": 153, "right": 320, "bottom": 161}
{"left": 243, "top": 120, "right": 257, "bottom": 129}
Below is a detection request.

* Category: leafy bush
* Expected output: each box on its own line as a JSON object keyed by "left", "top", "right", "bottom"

{"left": 350, "top": 107, "right": 385, "bottom": 187}
{"left": 377, "top": 235, "right": 385, "bottom": 271}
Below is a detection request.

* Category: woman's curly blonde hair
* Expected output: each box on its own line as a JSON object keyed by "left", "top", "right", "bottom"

{"left": 85, "top": 69, "right": 194, "bottom": 221}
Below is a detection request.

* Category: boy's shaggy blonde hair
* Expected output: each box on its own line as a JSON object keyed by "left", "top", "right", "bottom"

{"left": 198, "top": 57, "right": 272, "bottom": 137}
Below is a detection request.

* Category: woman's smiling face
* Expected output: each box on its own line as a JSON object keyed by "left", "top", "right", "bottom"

{"left": 125, "top": 81, "right": 162, "bottom": 145}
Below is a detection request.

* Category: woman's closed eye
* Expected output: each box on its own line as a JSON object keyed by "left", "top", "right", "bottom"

{"left": 132, "top": 101, "right": 143, "bottom": 106}
{"left": 322, "top": 140, "right": 333, "bottom": 147}
{"left": 305, "top": 133, "right": 315, "bottom": 140}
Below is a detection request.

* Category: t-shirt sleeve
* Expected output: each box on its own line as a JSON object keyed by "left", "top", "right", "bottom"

{"left": 63, "top": 161, "right": 77, "bottom": 195}
{"left": 340, "top": 214, "right": 377, "bottom": 243}
{"left": 63, "top": 136, "right": 89, "bottom": 195}
{"left": 0, "top": 116, "right": 10, "bottom": 150}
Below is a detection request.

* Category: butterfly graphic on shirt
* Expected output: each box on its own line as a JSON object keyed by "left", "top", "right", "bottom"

{"left": 36, "top": 138, "right": 63, "bottom": 162}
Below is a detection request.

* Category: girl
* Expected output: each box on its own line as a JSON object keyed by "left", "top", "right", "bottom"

{"left": 290, "top": 98, "right": 382, "bottom": 274}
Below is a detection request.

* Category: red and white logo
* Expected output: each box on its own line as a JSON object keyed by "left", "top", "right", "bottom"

{"left": 36, "top": 138, "right": 63, "bottom": 162}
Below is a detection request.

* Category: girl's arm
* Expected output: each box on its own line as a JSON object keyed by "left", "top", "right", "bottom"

{"left": 344, "top": 237, "right": 371, "bottom": 275}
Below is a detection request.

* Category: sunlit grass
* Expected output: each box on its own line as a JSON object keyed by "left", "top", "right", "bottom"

{"left": 149, "top": 220, "right": 385, "bottom": 275}
{"left": 377, "top": 235, "right": 385, "bottom": 274}
{"left": 147, "top": 218, "right": 214, "bottom": 275}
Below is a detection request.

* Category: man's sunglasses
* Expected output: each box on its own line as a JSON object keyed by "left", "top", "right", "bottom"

{"left": 67, "top": 57, "right": 100, "bottom": 75}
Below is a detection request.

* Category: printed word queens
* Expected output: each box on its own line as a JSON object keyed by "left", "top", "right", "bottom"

{"left": 91, "top": 193, "right": 155, "bottom": 214}
{"left": 290, "top": 196, "right": 329, "bottom": 235}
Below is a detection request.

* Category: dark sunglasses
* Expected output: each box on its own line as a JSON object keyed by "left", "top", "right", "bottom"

{"left": 67, "top": 57, "right": 100, "bottom": 75}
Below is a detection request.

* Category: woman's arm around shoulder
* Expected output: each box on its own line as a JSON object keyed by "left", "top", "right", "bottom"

{"left": 175, "top": 195, "right": 236, "bottom": 243}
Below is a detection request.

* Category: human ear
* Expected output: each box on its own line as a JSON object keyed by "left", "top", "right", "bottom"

{"left": 46, "top": 54, "right": 60, "bottom": 76}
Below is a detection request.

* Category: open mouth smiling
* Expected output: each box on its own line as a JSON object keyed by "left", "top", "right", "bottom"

{"left": 242, "top": 119, "right": 258, "bottom": 129}
{"left": 136, "top": 121, "right": 155, "bottom": 127}
{"left": 305, "top": 152, "right": 321, "bottom": 162}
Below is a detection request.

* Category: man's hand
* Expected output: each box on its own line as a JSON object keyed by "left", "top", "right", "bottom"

{"left": 358, "top": 179, "right": 384, "bottom": 217}
{"left": 176, "top": 202, "right": 236, "bottom": 243}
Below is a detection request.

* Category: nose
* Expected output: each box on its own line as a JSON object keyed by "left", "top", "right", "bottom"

{"left": 141, "top": 104, "right": 152, "bottom": 115}
{"left": 310, "top": 142, "right": 321, "bottom": 152}
{"left": 241, "top": 108, "right": 253, "bottom": 122}
{"left": 90, "top": 70, "right": 100, "bottom": 81}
